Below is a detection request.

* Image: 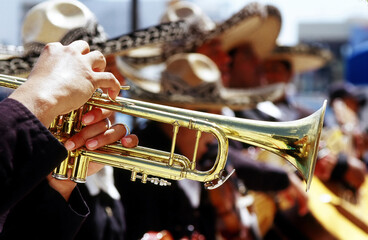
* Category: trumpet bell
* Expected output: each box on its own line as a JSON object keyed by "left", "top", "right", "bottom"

{"left": 117, "top": 97, "right": 327, "bottom": 191}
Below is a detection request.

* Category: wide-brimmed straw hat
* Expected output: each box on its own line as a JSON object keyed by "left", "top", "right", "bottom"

{"left": 122, "top": 0, "right": 216, "bottom": 63}
{"left": 160, "top": 1, "right": 216, "bottom": 32}
{"left": 231, "top": 4, "right": 281, "bottom": 59}
{"left": 0, "top": 0, "right": 188, "bottom": 76}
{"left": 117, "top": 53, "right": 285, "bottom": 110}
{"left": 123, "top": 1, "right": 281, "bottom": 65}
{"left": 265, "top": 44, "right": 333, "bottom": 74}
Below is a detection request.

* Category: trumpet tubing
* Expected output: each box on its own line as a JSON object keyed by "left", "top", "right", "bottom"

{"left": 0, "top": 74, "right": 326, "bottom": 190}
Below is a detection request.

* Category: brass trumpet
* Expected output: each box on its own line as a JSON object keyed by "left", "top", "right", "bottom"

{"left": 0, "top": 74, "right": 326, "bottom": 190}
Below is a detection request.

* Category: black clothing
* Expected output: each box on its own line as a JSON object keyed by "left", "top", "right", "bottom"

{"left": 203, "top": 141, "right": 290, "bottom": 191}
{"left": 227, "top": 144, "right": 290, "bottom": 191}
{"left": 115, "top": 120, "right": 292, "bottom": 239}
{"left": 0, "top": 180, "right": 89, "bottom": 240}
{"left": 74, "top": 184, "right": 126, "bottom": 240}
{"left": 114, "top": 121, "right": 217, "bottom": 240}
{"left": 0, "top": 98, "right": 68, "bottom": 230}
{"left": 0, "top": 98, "right": 125, "bottom": 240}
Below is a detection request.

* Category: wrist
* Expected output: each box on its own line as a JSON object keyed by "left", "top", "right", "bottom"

{"left": 9, "top": 84, "right": 58, "bottom": 127}
{"left": 47, "top": 175, "right": 77, "bottom": 201}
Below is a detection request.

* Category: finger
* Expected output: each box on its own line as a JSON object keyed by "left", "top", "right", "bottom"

{"left": 42, "top": 42, "right": 63, "bottom": 53}
{"left": 121, "top": 134, "right": 139, "bottom": 148}
{"left": 297, "top": 195, "right": 309, "bottom": 216}
{"left": 85, "top": 123, "right": 127, "bottom": 150}
{"left": 91, "top": 71, "right": 121, "bottom": 99}
{"left": 82, "top": 108, "right": 113, "bottom": 125}
{"left": 68, "top": 40, "right": 90, "bottom": 54}
{"left": 64, "top": 119, "right": 111, "bottom": 150}
{"left": 86, "top": 162, "right": 105, "bottom": 177}
{"left": 87, "top": 50, "right": 106, "bottom": 72}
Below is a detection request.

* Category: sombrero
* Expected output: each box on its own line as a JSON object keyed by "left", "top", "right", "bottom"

{"left": 266, "top": 44, "right": 333, "bottom": 74}
{"left": 160, "top": 1, "right": 216, "bottom": 32}
{"left": 122, "top": 1, "right": 270, "bottom": 65}
{"left": 117, "top": 53, "right": 285, "bottom": 110}
{"left": 0, "top": 0, "right": 189, "bottom": 76}
{"left": 229, "top": 4, "right": 281, "bottom": 59}
{"left": 121, "top": 0, "right": 216, "bottom": 63}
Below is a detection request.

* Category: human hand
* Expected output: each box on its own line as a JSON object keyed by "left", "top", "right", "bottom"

{"left": 10, "top": 40, "right": 121, "bottom": 127}
{"left": 141, "top": 230, "right": 174, "bottom": 240}
{"left": 278, "top": 173, "right": 309, "bottom": 216}
{"left": 47, "top": 107, "right": 138, "bottom": 201}
{"left": 315, "top": 149, "right": 338, "bottom": 181}
{"left": 343, "top": 156, "right": 366, "bottom": 190}
{"left": 352, "top": 130, "right": 368, "bottom": 159}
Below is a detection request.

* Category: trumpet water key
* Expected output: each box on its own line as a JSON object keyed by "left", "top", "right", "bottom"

{"left": 0, "top": 74, "right": 326, "bottom": 190}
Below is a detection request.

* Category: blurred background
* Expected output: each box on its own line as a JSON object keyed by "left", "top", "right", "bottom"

{"left": 1, "top": 0, "right": 368, "bottom": 114}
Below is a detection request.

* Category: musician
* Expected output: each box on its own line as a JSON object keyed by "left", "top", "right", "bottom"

{"left": 258, "top": 47, "right": 366, "bottom": 192}
{"left": 0, "top": 39, "right": 139, "bottom": 240}
{"left": 194, "top": 3, "right": 281, "bottom": 89}
{"left": 129, "top": 2, "right": 310, "bottom": 239}
{"left": 0, "top": 1, "right": 142, "bottom": 239}
{"left": 112, "top": 47, "right": 314, "bottom": 239}
{"left": 195, "top": 7, "right": 337, "bottom": 233}
{"left": 317, "top": 82, "right": 367, "bottom": 190}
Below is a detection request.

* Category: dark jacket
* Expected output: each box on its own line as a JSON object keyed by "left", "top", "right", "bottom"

{"left": 114, "top": 121, "right": 217, "bottom": 240}
{"left": 0, "top": 98, "right": 67, "bottom": 226}
{"left": 115, "top": 120, "right": 291, "bottom": 239}
{"left": 0, "top": 98, "right": 89, "bottom": 239}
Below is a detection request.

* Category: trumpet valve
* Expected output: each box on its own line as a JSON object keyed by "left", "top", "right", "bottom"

{"left": 131, "top": 171, "right": 137, "bottom": 181}
{"left": 131, "top": 171, "right": 172, "bottom": 186}
{"left": 147, "top": 177, "right": 171, "bottom": 186}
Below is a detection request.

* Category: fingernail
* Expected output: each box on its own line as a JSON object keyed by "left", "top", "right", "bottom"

{"left": 109, "top": 90, "right": 117, "bottom": 99}
{"left": 65, "top": 140, "right": 75, "bottom": 151}
{"left": 123, "top": 137, "right": 132, "bottom": 144}
{"left": 86, "top": 139, "right": 98, "bottom": 149}
{"left": 83, "top": 114, "right": 95, "bottom": 124}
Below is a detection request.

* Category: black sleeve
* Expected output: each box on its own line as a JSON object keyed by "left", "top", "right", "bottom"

{"left": 0, "top": 180, "right": 89, "bottom": 240}
{"left": 0, "top": 98, "right": 67, "bottom": 216}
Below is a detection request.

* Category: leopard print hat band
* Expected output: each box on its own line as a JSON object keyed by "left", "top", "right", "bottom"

{"left": 0, "top": 0, "right": 190, "bottom": 76}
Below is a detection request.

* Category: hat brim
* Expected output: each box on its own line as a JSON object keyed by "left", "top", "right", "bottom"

{"left": 120, "top": 2, "right": 270, "bottom": 66}
{"left": 117, "top": 57, "right": 286, "bottom": 110}
{"left": 267, "top": 45, "right": 333, "bottom": 74}
{"left": 0, "top": 21, "right": 188, "bottom": 76}
{"left": 215, "top": 2, "right": 268, "bottom": 53}
{"left": 0, "top": 44, "right": 24, "bottom": 60}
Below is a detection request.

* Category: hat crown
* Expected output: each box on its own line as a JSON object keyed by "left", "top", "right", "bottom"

{"left": 161, "top": 1, "right": 215, "bottom": 32}
{"left": 22, "top": 0, "right": 95, "bottom": 45}
{"left": 165, "top": 53, "right": 220, "bottom": 87}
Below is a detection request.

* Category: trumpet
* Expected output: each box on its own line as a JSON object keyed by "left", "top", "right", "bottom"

{"left": 0, "top": 74, "right": 326, "bottom": 190}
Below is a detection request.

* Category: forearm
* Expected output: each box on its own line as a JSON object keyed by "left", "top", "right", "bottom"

{"left": 9, "top": 83, "right": 57, "bottom": 127}
{"left": 0, "top": 98, "right": 67, "bottom": 215}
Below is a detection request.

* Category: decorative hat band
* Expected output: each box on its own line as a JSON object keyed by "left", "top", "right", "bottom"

{"left": 161, "top": 71, "right": 221, "bottom": 99}
{"left": 0, "top": 20, "right": 188, "bottom": 76}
